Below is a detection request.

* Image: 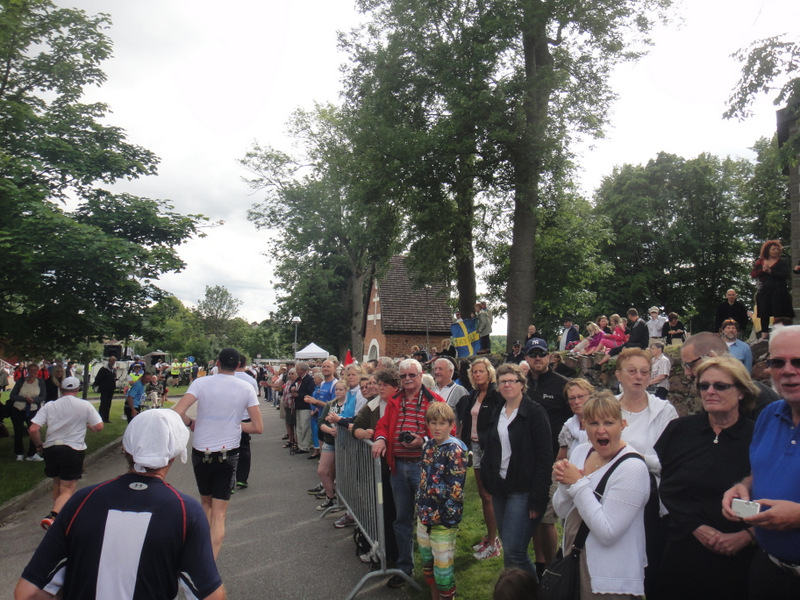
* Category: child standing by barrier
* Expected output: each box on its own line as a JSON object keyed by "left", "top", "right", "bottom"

{"left": 416, "top": 403, "right": 468, "bottom": 600}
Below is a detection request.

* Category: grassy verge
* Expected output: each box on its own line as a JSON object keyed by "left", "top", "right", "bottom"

{"left": 0, "top": 398, "right": 174, "bottom": 506}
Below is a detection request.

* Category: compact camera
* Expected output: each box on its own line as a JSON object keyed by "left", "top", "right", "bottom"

{"left": 399, "top": 431, "right": 416, "bottom": 444}
{"left": 731, "top": 498, "right": 761, "bottom": 518}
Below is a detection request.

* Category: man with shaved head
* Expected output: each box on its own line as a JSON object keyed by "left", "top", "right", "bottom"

{"left": 714, "top": 288, "right": 749, "bottom": 335}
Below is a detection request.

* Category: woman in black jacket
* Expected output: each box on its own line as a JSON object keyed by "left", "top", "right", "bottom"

{"left": 480, "top": 363, "right": 553, "bottom": 578}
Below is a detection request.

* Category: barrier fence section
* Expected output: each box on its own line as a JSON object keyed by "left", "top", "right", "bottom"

{"left": 322, "top": 431, "right": 421, "bottom": 599}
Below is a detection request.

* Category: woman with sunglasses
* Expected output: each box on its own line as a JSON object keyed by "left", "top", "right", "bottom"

{"left": 480, "top": 363, "right": 552, "bottom": 578}
{"left": 654, "top": 356, "right": 758, "bottom": 600}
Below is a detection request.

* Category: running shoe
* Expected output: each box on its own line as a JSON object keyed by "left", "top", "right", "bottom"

{"left": 235, "top": 481, "right": 248, "bottom": 489}
{"left": 333, "top": 513, "right": 355, "bottom": 528}
{"left": 473, "top": 538, "right": 502, "bottom": 560}
{"left": 307, "top": 483, "right": 324, "bottom": 495}
{"left": 26, "top": 454, "right": 44, "bottom": 462}
{"left": 316, "top": 497, "right": 336, "bottom": 511}
{"left": 472, "top": 536, "right": 490, "bottom": 552}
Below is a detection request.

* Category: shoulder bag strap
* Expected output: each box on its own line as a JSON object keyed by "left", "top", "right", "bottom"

{"left": 572, "top": 452, "right": 645, "bottom": 549}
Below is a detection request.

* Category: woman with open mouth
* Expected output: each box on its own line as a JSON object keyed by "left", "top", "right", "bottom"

{"left": 553, "top": 391, "right": 651, "bottom": 599}
{"left": 615, "top": 347, "right": 678, "bottom": 598}
{"left": 654, "top": 355, "right": 758, "bottom": 600}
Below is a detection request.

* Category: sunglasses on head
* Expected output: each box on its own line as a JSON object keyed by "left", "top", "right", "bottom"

{"left": 766, "top": 358, "right": 800, "bottom": 370}
{"left": 697, "top": 382, "right": 735, "bottom": 392}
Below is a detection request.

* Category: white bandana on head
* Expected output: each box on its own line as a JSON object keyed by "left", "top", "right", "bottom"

{"left": 123, "top": 409, "right": 189, "bottom": 473}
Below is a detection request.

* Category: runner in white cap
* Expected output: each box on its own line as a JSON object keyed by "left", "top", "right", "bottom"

{"left": 28, "top": 377, "right": 103, "bottom": 530}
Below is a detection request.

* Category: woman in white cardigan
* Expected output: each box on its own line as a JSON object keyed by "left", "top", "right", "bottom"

{"left": 553, "top": 391, "right": 651, "bottom": 599}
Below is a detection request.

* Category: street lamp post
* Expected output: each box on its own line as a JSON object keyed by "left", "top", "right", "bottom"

{"left": 291, "top": 316, "right": 301, "bottom": 356}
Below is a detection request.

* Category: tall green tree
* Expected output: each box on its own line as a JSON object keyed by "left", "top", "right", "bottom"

{"left": 340, "top": 0, "right": 672, "bottom": 341}
{"left": 195, "top": 285, "right": 243, "bottom": 338}
{"left": 0, "top": 0, "right": 205, "bottom": 355}
{"left": 242, "top": 105, "right": 402, "bottom": 358}
{"left": 340, "top": 0, "right": 508, "bottom": 316}
{"left": 594, "top": 151, "right": 751, "bottom": 330}
{"left": 740, "top": 136, "right": 791, "bottom": 249}
{"left": 726, "top": 35, "right": 800, "bottom": 164}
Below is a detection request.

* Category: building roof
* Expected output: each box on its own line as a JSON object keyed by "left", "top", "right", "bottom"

{"left": 378, "top": 256, "right": 453, "bottom": 334}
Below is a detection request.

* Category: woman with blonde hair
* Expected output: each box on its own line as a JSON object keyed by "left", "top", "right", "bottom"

{"left": 461, "top": 357, "right": 503, "bottom": 560}
{"left": 655, "top": 356, "right": 758, "bottom": 599}
{"left": 553, "top": 391, "right": 650, "bottom": 598}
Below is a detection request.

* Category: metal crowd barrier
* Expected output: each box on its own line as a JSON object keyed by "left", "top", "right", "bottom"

{"left": 321, "top": 431, "right": 421, "bottom": 599}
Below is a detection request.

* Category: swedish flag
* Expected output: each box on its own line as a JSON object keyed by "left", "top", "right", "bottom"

{"left": 451, "top": 318, "right": 480, "bottom": 357}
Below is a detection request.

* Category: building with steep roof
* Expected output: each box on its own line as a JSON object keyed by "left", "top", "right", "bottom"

{"left": 362, "top": 256, "right": 453, "bottom": 361}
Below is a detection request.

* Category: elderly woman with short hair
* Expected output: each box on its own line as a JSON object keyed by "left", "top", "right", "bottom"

{"left": 557, "top": 379, "right": 595, "bottom": 461}
{"left": 655, "top": 356, "right": 758, "bottom": 600}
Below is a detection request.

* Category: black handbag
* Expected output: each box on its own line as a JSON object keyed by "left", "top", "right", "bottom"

{"left": 539, "top": 452, "right": 645, "bottom": 600}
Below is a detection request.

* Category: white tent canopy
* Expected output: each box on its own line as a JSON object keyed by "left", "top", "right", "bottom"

{"left": 294, "top": 342, "right": 329, "bottom": 359}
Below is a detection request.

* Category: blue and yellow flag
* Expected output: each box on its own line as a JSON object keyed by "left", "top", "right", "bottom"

{"left": 451, "top": 318, "right": 480, "bottom": 357}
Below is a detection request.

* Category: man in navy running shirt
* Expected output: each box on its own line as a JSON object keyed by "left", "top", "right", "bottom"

{"left": 15, "top": 409, "right": 225, "bottom": 600}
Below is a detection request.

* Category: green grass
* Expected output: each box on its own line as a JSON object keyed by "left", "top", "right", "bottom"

{"left": 0, "top": 397, "right": 175, "bottom": 506}
{"left": 406, "top": 468, "right": 538, "bottom": 600}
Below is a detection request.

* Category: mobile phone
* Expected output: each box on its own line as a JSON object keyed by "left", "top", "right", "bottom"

{"left": 731, "top": 498, "right": 761, "bottom": 518}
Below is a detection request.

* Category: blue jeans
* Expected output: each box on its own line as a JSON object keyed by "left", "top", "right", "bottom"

{"left": 492, "top": 491, "right": 541, "bottom": 578}
{"left": 390, "top": 458, "right": 422, "bottom": 574}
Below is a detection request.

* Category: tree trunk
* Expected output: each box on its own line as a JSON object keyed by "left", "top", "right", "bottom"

{"left": 505, "top": 2, "right": 554, "bottom": 350}
{"left": 348, "top": 268, "right": 369, "bottom": 360}
{"left": 453, "top": 154, "right": 477, "bottom": 317}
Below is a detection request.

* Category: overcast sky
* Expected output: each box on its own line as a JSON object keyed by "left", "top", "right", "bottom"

{"left": 60, "top": 0, "right": 798, "bottom": 333}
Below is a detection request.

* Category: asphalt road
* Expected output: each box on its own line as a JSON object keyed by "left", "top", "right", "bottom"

{"left": 0, "top": 401, "right": 413, "bottom": 599}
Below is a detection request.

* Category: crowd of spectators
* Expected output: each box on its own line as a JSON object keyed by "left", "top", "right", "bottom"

{"left": 8, "top": 287, "right": 800, "bottom": 599}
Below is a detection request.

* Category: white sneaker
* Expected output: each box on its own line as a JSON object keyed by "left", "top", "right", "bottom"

{"left": 473, "top": 537, "right": 502, "bottom": 560}
{"left": 16, "top": 455, "right": 24, "bottom": 462}
{"left": 472, "top": 536, "right": 490, "bottom": 552}
{"left": 359, "top": 549, "right": 377, "bottom": 563}
{"left": 26, "top": 454, "right": 44, "bottom": 462}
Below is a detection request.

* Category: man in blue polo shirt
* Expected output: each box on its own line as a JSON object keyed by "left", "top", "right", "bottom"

{"left": 723, "top": 325, "right": 800, "bottom": 599}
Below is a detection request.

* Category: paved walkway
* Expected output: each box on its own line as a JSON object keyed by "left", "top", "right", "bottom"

{"left": 0, "top": 401, "right": 413, "bottom": 599}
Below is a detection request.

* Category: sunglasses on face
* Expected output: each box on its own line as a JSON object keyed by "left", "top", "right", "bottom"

{"left": 527, "top": 351, "right": 548, "bottom": 358}
{"left": 400, "top": 373, "right": 419, "bottom": 379}
{"left": 697, "top": 382, "right": 736, "bottom": 392}
{"left": 766, "top": 358, "right": 800, "bottom": 370}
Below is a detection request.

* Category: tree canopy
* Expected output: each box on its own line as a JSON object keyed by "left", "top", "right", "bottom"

{"left": 0, "top": 0, "right": 206, "bottom": 356}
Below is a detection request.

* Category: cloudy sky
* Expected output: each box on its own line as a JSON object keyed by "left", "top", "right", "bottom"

{"left": 61, "top": 0, "right": 798, "bottom": 332}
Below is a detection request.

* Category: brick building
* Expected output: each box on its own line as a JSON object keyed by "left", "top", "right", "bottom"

{"left": 362, "top": 256, "right": 453, "bottom": 361}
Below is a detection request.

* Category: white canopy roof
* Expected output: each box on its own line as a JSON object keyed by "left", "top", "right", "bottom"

{"left": 294, "top": 342, "right": 329, "bottom": 359}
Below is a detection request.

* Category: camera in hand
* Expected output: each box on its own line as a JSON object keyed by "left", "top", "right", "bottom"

{"left": 399, "top": 431, "right": 415, "bottom": 444}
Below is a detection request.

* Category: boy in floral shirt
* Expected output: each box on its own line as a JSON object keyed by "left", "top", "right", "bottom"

{"left": 416, "top": 402, "right": 467, "bottom": 600}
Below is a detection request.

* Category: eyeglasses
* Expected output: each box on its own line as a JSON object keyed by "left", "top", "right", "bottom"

{"left": 767, "top": 358, "right": 800, "bottom": 370}
{"left": 622, "top": 368, "right": 650, "bottom": 377}
{"left": 527, "top": 351, "right": 548, "bottom": 358}
{"left": 567, "top": 393, "right": 589, "bottom": 403}
{"left": 681, "top": 356, "right": 703, "bottom": 370}
{"left": 698, "top": 382, "right": 736, "bottom": 392}
{"left": 400, "top": 373, "right": 419, "bottom": 379}
{"left": 498, "top": 379, "right": 522, "bottom": 386}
